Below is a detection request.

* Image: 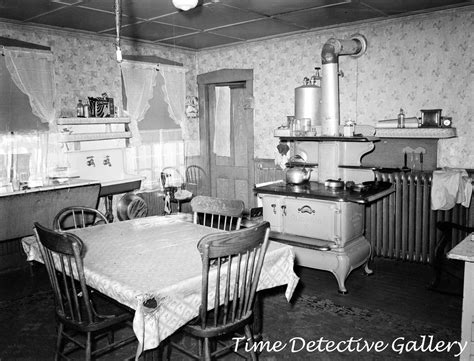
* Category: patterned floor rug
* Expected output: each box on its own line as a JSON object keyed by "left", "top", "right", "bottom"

{"left": 0, "top": 289, "right": 462, "bottom": 360}
{"left": 257, "top": 293, "right": 462, "bottom": 360}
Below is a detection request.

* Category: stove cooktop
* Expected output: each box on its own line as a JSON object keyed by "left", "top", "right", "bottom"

{"left": 254, "top": 180, "right": 394, "bottom": 204}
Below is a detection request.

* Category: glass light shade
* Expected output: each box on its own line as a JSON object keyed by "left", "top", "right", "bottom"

{"left": 172, "top": 0, "right": 198, "bottom": 11}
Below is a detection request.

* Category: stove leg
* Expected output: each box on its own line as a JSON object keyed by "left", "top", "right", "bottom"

{"left": 364, "top": 262, "right": 374, "bottom": 275}
{"left": 363, "top": 245, "right": 374, "bottom": 275}
{"left": 333, "top": 258, "right": 351, "bottom": 294}
{"left": 329, "top": 237, "right": 372, "bottom": 294}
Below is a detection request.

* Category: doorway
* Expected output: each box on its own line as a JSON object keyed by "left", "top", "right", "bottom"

{"left": 196, "top": 69, "right": 255, "bottom": 208}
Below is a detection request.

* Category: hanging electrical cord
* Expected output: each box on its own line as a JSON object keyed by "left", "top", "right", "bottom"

{"left": 115, "top": 0, "right": 122, "bottom": 62}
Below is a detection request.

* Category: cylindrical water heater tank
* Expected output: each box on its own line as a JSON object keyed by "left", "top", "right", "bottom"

{"left": 295, "top": 75, "right": 322, "bottom": 127}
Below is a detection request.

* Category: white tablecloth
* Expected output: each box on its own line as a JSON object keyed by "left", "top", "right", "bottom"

{"left": 22, "top": 215, "right": 299, "bottom": 355}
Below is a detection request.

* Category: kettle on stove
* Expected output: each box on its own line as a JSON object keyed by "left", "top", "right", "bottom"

{"left": 285, "top": 155, "right": 313, "bottom": 185}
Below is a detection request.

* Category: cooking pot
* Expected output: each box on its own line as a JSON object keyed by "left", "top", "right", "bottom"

{"left": 286, "top": 166, "right": 313, "bottom": 185}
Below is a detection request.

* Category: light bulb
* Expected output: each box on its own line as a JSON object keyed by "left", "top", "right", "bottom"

{"left": 172, "top": 0, "right": 198, "bottom": 11}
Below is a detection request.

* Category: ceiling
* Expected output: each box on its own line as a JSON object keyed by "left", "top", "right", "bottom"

{"left": 1, "top": 0, "right": 472, "bottom": 51}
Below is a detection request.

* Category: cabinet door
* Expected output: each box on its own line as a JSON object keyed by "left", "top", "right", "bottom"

{"left": 259, "top": 194, "right": 284, "bottom": 232}
{"left": 283, "top": 198, "right": 338, "bottom": 242}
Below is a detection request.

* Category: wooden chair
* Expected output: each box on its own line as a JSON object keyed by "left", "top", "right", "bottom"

{"left": 53, "top": 206, "right": 108, "bottom": 231}
{"left": 428, "top": 221, "right": 473, "bottom": 295}
{"left": 185, "top": 165, "right": 207, "bottom": 196}
{"left": 33, "top": 222, "right": 135, "bottom": 360}
{"left": 190, "top": 196, "right": 245, "bottom": 231}
{"left": 168, "top": 222, "right": 271, "bottom": 361}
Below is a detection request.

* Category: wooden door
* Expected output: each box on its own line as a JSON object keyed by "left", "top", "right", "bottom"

{"left": 196, "top": 69, "right": 255, "bottom": 208}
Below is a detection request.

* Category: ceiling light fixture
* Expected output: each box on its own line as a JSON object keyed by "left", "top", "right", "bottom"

{"left": 172, "top": 0, "right": 198, "bottom": 11}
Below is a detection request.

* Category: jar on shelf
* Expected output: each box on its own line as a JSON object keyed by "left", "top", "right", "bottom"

{"left": 76, "top": 100, "right": 84, "bottom": 117}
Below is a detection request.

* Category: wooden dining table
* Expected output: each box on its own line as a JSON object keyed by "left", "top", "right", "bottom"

{"left": 22, "top": 215, "right": 299, "bottom": 358}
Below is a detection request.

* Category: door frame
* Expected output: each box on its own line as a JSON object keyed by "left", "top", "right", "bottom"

{"left": 196, "top": 69, "right": 255, "bottom": 204}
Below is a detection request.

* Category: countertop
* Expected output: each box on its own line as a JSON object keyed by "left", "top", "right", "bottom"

{"left": 0, "top": 178, "right": 100, "bottom": 198}
{"left": 447, "top": 233, "right": 474, "bottom": 262}
{"left": 254, "top": 180, "right": 394, "bottom": 204}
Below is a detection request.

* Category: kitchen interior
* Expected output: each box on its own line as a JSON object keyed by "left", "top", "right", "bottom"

{"left": 0, "top": 0, "right": 473, "bottom": 359}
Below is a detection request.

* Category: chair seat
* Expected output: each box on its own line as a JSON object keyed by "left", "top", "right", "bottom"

{"left": 184, "top": 312, "right": 253, "bottom": 339}
{"left": 59, "top": 308, "right": 133, "bottom": 333}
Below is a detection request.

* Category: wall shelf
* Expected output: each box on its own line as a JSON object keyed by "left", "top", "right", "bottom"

{"left": 374, "top": 127, "right": 456, "bottom": 139}
{"left": 58, "top": 132, "right": 131, "bottom": 143}
{"left": 57, "top": 117, "right": 131, "bottom": 126}
{"left": 278, "top": 136, "right": 379, "bottom": 142}
{"left": 57, "top": 117, "right": 131, "bottom": 150}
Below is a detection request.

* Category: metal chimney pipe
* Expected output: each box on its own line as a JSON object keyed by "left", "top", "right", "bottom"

{"left": 321, "top": 34, "right": 367, "bottom": 136}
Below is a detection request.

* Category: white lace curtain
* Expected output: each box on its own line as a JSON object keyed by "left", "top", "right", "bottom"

{"left": 159, "top": 64, "right": 186, "bottom": 129}
{"left": 120, "top": 60, "right": 187, "bottom": 189}
{"left": 4, "top": 47, "right": 57, "bottom": 130}
{"left": 120, "top": 60, "right": 159, "bottom": 146}
{"left": 1, "top": 47, "right": 58, "bottom": 188}
{"left": 214, "top": 86, "right": 231, "bottom": 157}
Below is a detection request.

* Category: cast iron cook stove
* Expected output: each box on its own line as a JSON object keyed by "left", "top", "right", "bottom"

{"left": 256, "top": 34, "right": 394, "bottom": 293}
{"left": 256, "top": 178, "right": 393, "bottom": 294}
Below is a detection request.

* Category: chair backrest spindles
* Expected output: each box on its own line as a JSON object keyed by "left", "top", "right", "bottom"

{"left": 34, "top": 222, "right": 95, "bottom": 326}
{"left": 190, "top": 196, "right": 245, "bottom": 231}
{"left": 196, "top": 222, "right": 270, "bottom": 332}
{"left": 53, "top": 206, "right": 108, "bottom": 231}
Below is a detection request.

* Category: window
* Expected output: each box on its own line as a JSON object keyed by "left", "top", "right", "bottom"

{"left": 122, "top": 63, "right": 186, "bottom": 190}
{"left": 0, "top": 56, "right": 48, "bottom": 132}
{"left": 0, "top": 50, "right": 54, "bottom": 191}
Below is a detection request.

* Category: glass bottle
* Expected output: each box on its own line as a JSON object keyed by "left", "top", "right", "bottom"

{"left": 76, "top": 100, "right": 84, "bottom": 117}
{"left": 397, "top": 108, "right": 405, "bottom": 128}
{"left": 83, "top": 102, "right": 90, "bottom": 118}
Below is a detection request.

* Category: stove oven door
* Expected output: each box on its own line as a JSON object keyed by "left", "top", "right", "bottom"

{"left": 282, "top": 197, "right": 364, "bottom": 246}
{"left": 283, "top": 198, "right": 337, "bottom": 243}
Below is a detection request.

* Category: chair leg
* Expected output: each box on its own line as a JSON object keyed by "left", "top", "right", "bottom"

{"left": 244, "top": 325, "right": 258, "bottom": 361}
{"left": 107, "top": 330, "right": 114, "bottom": 344}
{"left": 54, "top": 323, "right": 64, "bottom": 361}
{"left": 165, "top": 338, "right": 172, "bottom": 360}
{"left": 203, "top": 338, "right": 211, "bottom": 361}
{"left": 85, "top": 332, "right": 92, "bottom": 361}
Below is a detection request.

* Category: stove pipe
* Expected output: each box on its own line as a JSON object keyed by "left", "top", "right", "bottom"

{"left": 321, "top": 34, "right": 367, "bottom": 136}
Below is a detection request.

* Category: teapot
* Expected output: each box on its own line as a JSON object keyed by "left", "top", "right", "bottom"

{"left": 285, "top": 166, "right": 313, "bottom": 185}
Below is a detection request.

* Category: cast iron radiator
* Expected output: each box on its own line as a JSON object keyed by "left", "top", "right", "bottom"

{"left": 367, "top": 171, "right": 472, "bottom": 264}
{"left": 254, "top": 159, "right": 285, "bottom": 185}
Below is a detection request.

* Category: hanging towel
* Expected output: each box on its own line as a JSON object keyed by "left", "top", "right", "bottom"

{"left": 431, "top": 168, "right": 472, "bottom": 210}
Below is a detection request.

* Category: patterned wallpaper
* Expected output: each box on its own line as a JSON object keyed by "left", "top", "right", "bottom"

{"left": 1, "top": 7, "right": 472, "bottom": 168}
{"left": 0, "top": 21, "right": 198, "bottom": 149}
{"left": 196, "top": 7, "right": 473, "bottom": 168}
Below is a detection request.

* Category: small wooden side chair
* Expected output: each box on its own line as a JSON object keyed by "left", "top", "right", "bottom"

{"left": 428, "top": 221, "right": 473, "bottom": 295}
{"left": 33, "top": 222, "right": 136, "bottom": 360}
{"left": 168, "top": 222, "right": 271, "bottom": 361}
{"left": 53, "top": 206, "right": 108, "bottom": 231}
{"left": 185, "top": 165, "right": 207, "bottom": 196}
{"left": 190, "top": 195, "right": 245, "bottom": 231}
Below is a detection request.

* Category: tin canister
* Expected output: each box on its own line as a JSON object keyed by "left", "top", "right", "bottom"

{"left": 295, "top": 84, "right": 322, "bottom": 127}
